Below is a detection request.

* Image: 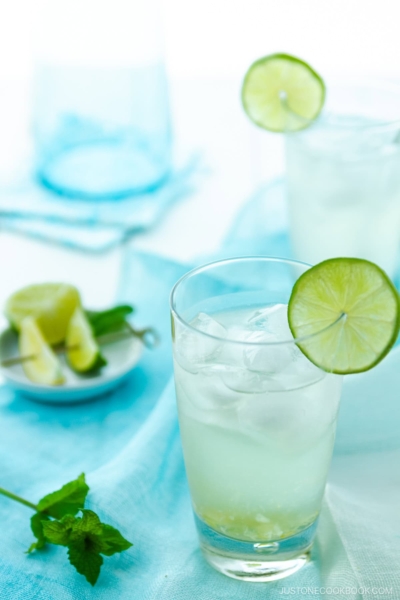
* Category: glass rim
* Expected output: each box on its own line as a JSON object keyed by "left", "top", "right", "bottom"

{"left": 325, "top": 74, "right": 400, "bottom": 89}
{"left": 320, "top": 76, "right": 400, "bottom": 132}
{"left": 170, "top": 255, "right": 343, "bottom": 347}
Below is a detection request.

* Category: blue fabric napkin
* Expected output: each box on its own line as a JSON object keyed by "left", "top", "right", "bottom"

{"left": 0, "top": 158, "right": 200, "bottom": 252}
{"left": 0, "top": 180, "right": 399, "bottom": 599}
{"left": 220, "top": 178, "right": 290, "bottom": 257}
{"left": 219, "top": 177, "right": 400, "bottom": 289}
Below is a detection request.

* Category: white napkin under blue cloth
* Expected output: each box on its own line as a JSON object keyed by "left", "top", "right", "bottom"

{"left": 0, "top": 157, "right": 200, "bottom": 252}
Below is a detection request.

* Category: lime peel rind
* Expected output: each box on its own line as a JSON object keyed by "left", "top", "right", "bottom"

{"left": 5, "top": 283, "right": 81, "bottom": 345}
{"left": 66, "top": 307, "right": 106, "bottom": 373}
{"left": 19, "top": 317, "right": 65, "bottom": 385}
{"left": 242, "top": 53, "right": 326, "bottom": 133}
{"left": 288, "top": 258, "right": 400, "bottom": 374}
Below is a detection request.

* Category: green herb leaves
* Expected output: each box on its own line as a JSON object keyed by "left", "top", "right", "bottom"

{"left": 1, "top": 473, "right": 133, "bottom": 585}
{"left": 68, "top": 542, "right": 104, "bottom": 587}
{"left": 86, "top": 305, "right": 134, "bottom": 337}
{"left": 42, "top": 509, "right": 132, "bottom": 586}
{"left": 36, "top": 472, "right": 89, "bottom": 518}
{"left": 86, "top": 304, "right": 159, "bottom": 349}
{"left": 27, "top": 473, "right": 89, "bottom": 554}
{"left": 98, "top": 523, "right": 133, "bottom": 556}
{"left": 27, "top": 512, "right": 50, "bottom": 552}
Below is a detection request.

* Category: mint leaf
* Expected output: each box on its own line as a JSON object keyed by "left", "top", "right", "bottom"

{"left": 87, "top": 305, "right": 134, "bottom": 337}
{"left": 67, "top": 540, "right": 104, "bottom": 586}
{"left": 27, "top": 476, "right": 88, "bottom": 552}
{"left": 63, "top": 510, "right": 132, "bottom": 584}
{"left": 98, "top": 523, "right": 133, "bottom": 556}
{"left": 42, "top": 515, "right": 75, "bottom": 546}
{"left": 27, "top": 512, "right": 50, "bottom": 553}
{"left": 65, "top": 511, "right": 106, "bottom": 585}
{"left": 71, "top": 509, "right": 103, "bottom": 537}
{"left": 37, "top": 473, "right": 89, "bottom": 518}
{"left": 68, "top": 510, "right": 132, "bottom": 556}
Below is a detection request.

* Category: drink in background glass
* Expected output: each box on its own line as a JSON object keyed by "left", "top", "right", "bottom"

{"left": 170, "top": 258, "right": 342, "bottom": 581}
{"left": 32, "top": 0, "right": 171, "bottom": 199}
{"left": 286, "top": 80, "right": 400, "bottom": 279}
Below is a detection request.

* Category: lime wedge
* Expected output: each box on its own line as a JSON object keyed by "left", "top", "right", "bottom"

{"left": 66, "top": 307, "right": 106, "bottom": 373}
{"left": 19, "top": 317, "right": 65, "bottom": 385}
{"left": 241, "top": 53, "right": 325, "bottom": 132}
{"left": 288, "top": 258, "right": 400, "bottom": 374}
{"left": 5, "top": 283, "right": 81, "bottom": 345}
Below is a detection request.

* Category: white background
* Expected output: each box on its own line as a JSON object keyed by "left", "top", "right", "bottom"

{"left": 1, "top": 1, "right": 400, "bottom": 80}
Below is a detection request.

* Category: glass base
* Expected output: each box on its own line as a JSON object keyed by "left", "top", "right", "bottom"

{"left": 37, "top": 142, "right": 170, "bottom": 200}
{"left": 195, "top": 513, "right": 317, "bottom": 582}
{"left": 202, "top": 547, "right": 310, "bottom": 581}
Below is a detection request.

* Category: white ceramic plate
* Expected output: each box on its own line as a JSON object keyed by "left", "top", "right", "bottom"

{"left": 0, "top": 328, "right": 143, "bottom": 403}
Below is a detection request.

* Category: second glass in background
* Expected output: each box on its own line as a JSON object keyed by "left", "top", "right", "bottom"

{"left": 32, "top": 0, "right": 172, "bottom": 199}
{"left": 286, "top": 79, "right": 400, "bottom": 279}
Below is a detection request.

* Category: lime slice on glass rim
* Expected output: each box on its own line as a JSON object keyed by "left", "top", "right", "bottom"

{"left": 5, "top": 283, "right": 81, "bottom": 345}
{"left": 288, "top": 258, "right": 400, "bottom": 374}
{"left": 66, "top": 307, "right": 106, "bottom": 373}
{"left": 241, "top": 53, "right": 325, "bottom": 132}
{"left": 19, "top": 317, "right": 65, "bottom": 385}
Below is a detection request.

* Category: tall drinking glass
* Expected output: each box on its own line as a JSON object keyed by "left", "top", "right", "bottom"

{"left": 286, "top": 79, "right": 400, "bottom": 279}
{"left": 33, "top": 0, "right": 171, "bottom": 199}
{"left": 170, "top": 257, "right": 342, "bottom": 581}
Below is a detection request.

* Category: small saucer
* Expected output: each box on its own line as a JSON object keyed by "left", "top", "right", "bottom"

{"left": 0, "top": 328, "right": 142, "bottom": 403}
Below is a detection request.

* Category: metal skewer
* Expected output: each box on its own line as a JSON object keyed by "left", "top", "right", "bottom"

{"left": 1, "top": 325, "right": 159, "bottom": 368}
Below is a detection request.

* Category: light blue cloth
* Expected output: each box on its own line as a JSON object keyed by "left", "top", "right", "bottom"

{"left": 219, "top": 178, "right": 400, "bottom": 288}
{"left": 0, "top": 181, "right": 399, "bottom": 599}
{"left": 0, "top": 158, "right": 200, "bottom": 252}
{"left": 216, "top": 178, "right": 290, "bottom": 260}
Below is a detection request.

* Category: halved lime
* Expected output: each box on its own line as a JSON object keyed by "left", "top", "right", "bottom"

{"left": 288, "top": 258, "right": 400, "bottom": 374}
{"left": 5, "top": 283, "right": 81, "bottom": 345}
{"left": 19, "top": 317, "right": 65, "bottom": 385}
{"left": 66, "top": 307, "right": 106, "bottom": 373}
{"left": 242, "top": 53, "right": 325, "bottom": 132}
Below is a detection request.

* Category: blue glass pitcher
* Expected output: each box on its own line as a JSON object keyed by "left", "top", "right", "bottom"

{"left": 33, "top": 0, "right": 172, "bottom": 199}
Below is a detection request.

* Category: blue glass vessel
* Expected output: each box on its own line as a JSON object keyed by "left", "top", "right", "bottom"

{"left": 33, "top": 0, "right": 172, "bottom": 199}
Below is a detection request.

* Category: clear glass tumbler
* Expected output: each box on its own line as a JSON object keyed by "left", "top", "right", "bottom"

{"left": 286, "top": 79, "right": 400, "bottom": 279}
{"left": 170, "top": 257, "right": 342, "bottom": 581}
{"left": 32, "top": 0, "right": 172, "bottom": 199}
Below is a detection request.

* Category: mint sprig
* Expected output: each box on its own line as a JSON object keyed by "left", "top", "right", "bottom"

{"left": 0, "top": 474, "right": 132, "bottom": 585}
